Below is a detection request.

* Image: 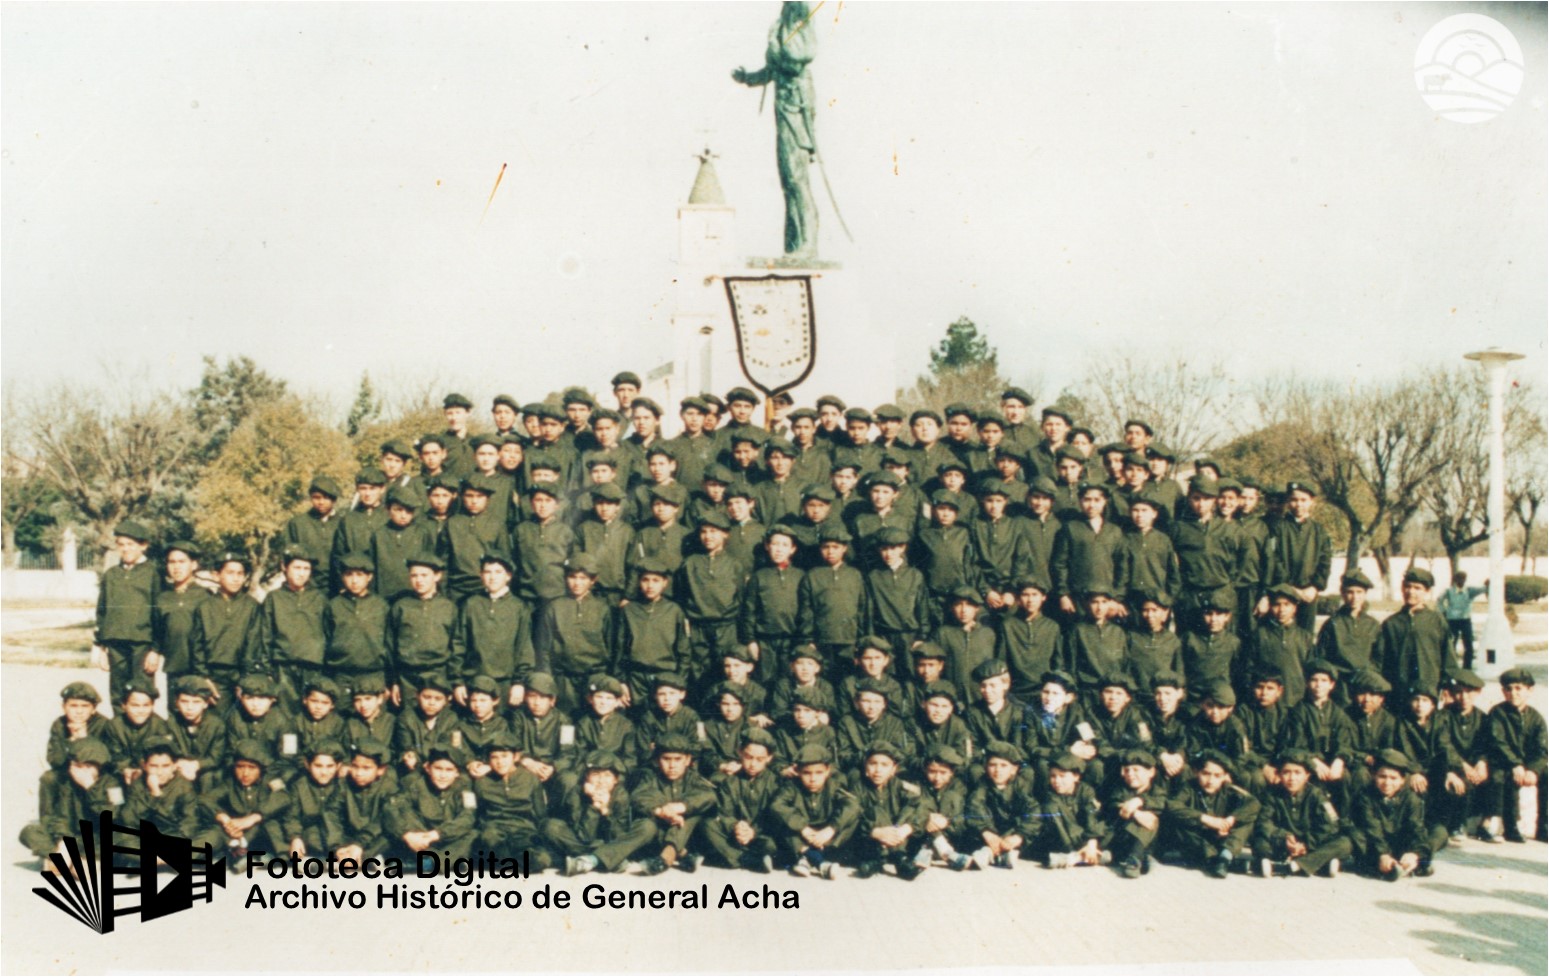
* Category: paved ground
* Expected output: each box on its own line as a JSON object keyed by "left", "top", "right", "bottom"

{"left": 3, "top": 616, "right": 1545, "bottom": 975}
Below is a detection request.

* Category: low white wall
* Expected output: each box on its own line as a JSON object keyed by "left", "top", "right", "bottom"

{"left": 1, "top": 569, "right": 99, "bottom": 602}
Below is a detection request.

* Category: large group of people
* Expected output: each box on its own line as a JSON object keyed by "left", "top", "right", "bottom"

{"left": 23, "top": 374, "right": 1547, "bottom": 883}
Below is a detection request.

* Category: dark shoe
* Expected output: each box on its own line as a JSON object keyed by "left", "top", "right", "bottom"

{"left": 851, "top": 860, "right": 881, "bottom": 880}
{"left": 895, "top": 859, "right": 924, "bottom": 881}
{"left": 640, "top": 856, "right": 669, "bottom": 876}
{"left": 1504, "top": 826, "right": 1527, "bottom": 843}
{"left": 1415, "top": 860, "right": 1435, "bottom": 878}
{"left": 677, "top": 853, "right": 701, "bottom": 873}
{"left": 1120, "top": 857, "right": 1144, "bottom": 880}
{"left": 1209, "top": 856, "right": 1231, "bottom": 879}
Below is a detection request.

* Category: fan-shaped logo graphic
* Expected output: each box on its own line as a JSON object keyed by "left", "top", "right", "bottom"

{"left": 32, "top": 813, "right": 226, "bottom": 934}
{"left": 1414, "top": 14, "right": 1524, "bottom": 123}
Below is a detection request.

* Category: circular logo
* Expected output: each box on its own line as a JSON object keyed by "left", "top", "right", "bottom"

{"left": 1414, "top": 14, "right": 1524, "bottom": 123}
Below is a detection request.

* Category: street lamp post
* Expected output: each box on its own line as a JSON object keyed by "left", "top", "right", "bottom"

{"left": 1463, "top": 347, "right": 1524, "bottom": 674}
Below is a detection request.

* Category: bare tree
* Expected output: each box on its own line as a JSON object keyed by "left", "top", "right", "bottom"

{"left": 1507, "top": 397, "right": 1547, "bottom": 575}
{"left": 1077, "top": 353, "right": 1242, "bottom": 456}
{"left": 1423, "top": 369, "right": 1542, "bottom": 575}
{"left": 1256, "top": 372, "right": 1451, "bottom": 585}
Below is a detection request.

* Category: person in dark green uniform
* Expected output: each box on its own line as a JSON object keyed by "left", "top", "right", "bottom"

{"left": 849, "top": 741, "right": 928, "bottom": 879}
{"left": 259, "top": 547, "right": 328, "bottom": 709}
{"left": 703, "top": 728, "right": 784, "bottom": 872}
{"left": 386, "top": 552, "right": 457, "bottom": 704}
{"left": 188, "top": 552, "right": 262, "bottom": 708}
{"left": 439, "top": 393, "right": 476, "bottom": 478}
{"left": 632, "top": 733, "right": 717, "bottom": 874}
{"left": 285, "top": 476, "right": 341, "bottom": 594}
{"left": 1102, "top": 748, "right": 1167, "bottom": 878}
{"left": 1315, "top": 571, "right": 1381, "bottom": 701}
{"left": 1251, "top": 748, "right": 1352, "bottom": 877}
{"left": 740, "top": 528, "right": 805, "bottom": 686}
{"left": 283, "top": 739, "right": 347, "bottom": 859}
{"left": 1351, "top": 749, "right": 1445, "bottom": 879}
{"left": 1126, "top": 590, "right": 1183, "bottom": 693}
{"left": 170, "top": 675, "right": 227, "bottom": 787}
{"left": 368, "top": 484, "right": 439, "bottom": 603}
{"left": 119, "top": 737, "right": 200, "bottom": 857}
{"left": 103, "top": 676, "right": 176, "bottom": 776}
{"left": 575, "top": 483, "right": 635, "bottom": 604}
{"left": 535, "top": 554, "right": 618, "bottom": 714}
{"left": 772, "top": 743, "right": 861, "bottom": 878}
{"left": 94, "top": 520, "right": 160, "bottom": 710}
{"left": 1246, "top": 585, "right": 1314, "bottom": 708}
{"left": 150, "top": 540, "right": 209, "bottom": 689}
{"left": 1165, "top": 749, "right": 1260, "bottom": 878}
{"left": 439, "top": 474, "right": 514, "bottom": 604}
{"left": 677, "top": 510, "right": 749, "bottom": 688}
{"left": 474, "top": 731, "right": 552, "bottom": 867}
{"left": 322, "top": 553, "right": 392, "bottom": 697}
{"left": 548, "top": 750, "right": 657, "bottom": 876}
{"left": 336, "top": 738, "right": 397, "bottom": 861}
{"left": 1262, "top": 480, "right": 1332, "bottom": 632}
{"left": 1484, "top": 667, "right": 1547, "bottom": 843}
{"left": 450, "top": 554, "right": 533, "bottom": 708}
{"left": 388, "top": 746, "right": 478, "bottom": 859}
{"left": 963, "top": 740, "right": 1041, "bottom": 868}
{"left": 1374, "top": 567, "right": 1458, "bottom": 705}
{"left": 329, "top": 469, "right": 388, "bottom": 595}
{"left": 614, "top": 561, "right": 692, "bottom": 709}
{"left": 20, "top": 738, "right": 124, "bottom": 864}
{"left": 195, "top": 737, "right": 291, "bottom": 862}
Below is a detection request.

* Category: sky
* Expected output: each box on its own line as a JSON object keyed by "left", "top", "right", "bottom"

{"left": 3, "top": 2, "right": 1545, "bottom": 413}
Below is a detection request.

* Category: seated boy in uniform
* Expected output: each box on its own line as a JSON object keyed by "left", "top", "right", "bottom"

{"left": 548, "top": 751, "right": 657, "bottom": 877}
{"left": 1164, "top": 749, "right": 1260, "bottom": 878}
{"left": 631, "top": 734, "right": 717, "bottom": 874}
{"left": 702, "top": 729, "right": 784, "bottom": 872}
{"left": 20, "top": 738, "right": 124, "bottom": 869}
{"left": 1351, "top": 749, "right": 1445, "bottom": 880}
{"left": 849, "top": 741, "right": 927, "bottom": 880}
{"left": 386, "top": 747, "right": 477, "bottom": 859}
{"left": 1032, "top": 751, "right": 1109, "bottom": 870}
{"left": 964, "top": 740, "right": 1041, "bottom": 869}
{"left": 196, "top": 738, "right": 291, "bottom": 863}
{"left": 1103, "top": 748, "right": 1167, "bottom": 879}
{"left": 1251, "top": 749, "right": 1352, "bottom": 878}
{"left": 771, "top": 744, "right": 861, "bottom": 879}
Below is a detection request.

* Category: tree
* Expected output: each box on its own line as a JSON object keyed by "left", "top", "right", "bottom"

{"left": 345, "top": 371, "right": 381, "bottom": 438}
{"left": 1507, "top": 399, "right": 1547, "bottom": 575}
{"left": 1076, "top": 353, "right": 1241, "bottom": 456}
{"left": 192, "top": 396, "right": 357, "bottom": 587}
{"left": 900, "top": 317, "right": 1034, "bottom": 419}
{"left": 928, "top": 317, "right": 998, "bottom": 375}
{"left": 1421, "top": 370, "right": 1542, "bottom": 574}
{"left": 1254, "top": 373, "right": 1451, "bottom": 586}
{"left": 14, "top": 383, "right": 201, "bottom": 564}
{"left": 189, "top": 355, "right": 288, "bottom": 463}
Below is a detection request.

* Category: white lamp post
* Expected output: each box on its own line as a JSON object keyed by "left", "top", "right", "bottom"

{"left": 1463, "top": 347, "right": 1523, "bottom": 674}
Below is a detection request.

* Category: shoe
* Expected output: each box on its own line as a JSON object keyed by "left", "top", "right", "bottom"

{"left": 1384, "top": 867, "right": 1402, "bottom": 882}
{"left": 970, "top": 847, "right": 991, "bottom": 870}
{"left": 1141, "top": 854, "right": 1153, "bottom": 876}
{"left": 852, "top": 860, "right": 881, "bottom": 880}
{"left": 640, "top": 856, "right": 669, "bottom": 876}
{"left": 818, "top": 861, "right": 839, "bottom": 880}
{"left": 1120, "top": 857, "right": 1143, "bottom": 879}
{"left": 1415, "top": 860, "right": 1435, "bottom": 878}
{"left": 564, "top": 855, "right": 596, "bottom": 877}
{"left": 1448, "top": 830, "right": 1466, "bottom": 847}
{"left": 1097, "top": 850, "right": 1113, "bottom": 867}
{"left": 1258, "top": 858, "right": 1277, "bottom": 879}
{"left": 790, "top": 859, "right": 813, "bottom": 878}
{"left": 1324, "top": 858, "right": 1340, "bottom": 879}
{"left": 946, "top": 853, "right": 973, "bottom": 871}
{"left": 1479, "top": 819, "right": 1505, "bottom": 844}
{"left": 1208, "top": 856, "right": 1230, "bottom": 879}
{"left": 912, "top": 847, "right": 933, "bottom": 870}
{"left": 1046, "top": 852, "right": 1070, "bottom": 869}
{"left": 994, "top": 851, "right": 1017, "bottom": 870}
{"left": 760, "top": 855, "right": 775, "bottom": 874}
{"left": 895, "top": 859, "right": 924, "bottom": 881}
{"left": 1505, "top": 826, "right": 1527, "bottom": 843}
{"left": 677, "top": 853, "right": 701, "bottom": 873}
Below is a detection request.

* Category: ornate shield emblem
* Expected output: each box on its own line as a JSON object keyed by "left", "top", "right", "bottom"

{"left": 723, "top": 275, "right": 817, "bottom": 397}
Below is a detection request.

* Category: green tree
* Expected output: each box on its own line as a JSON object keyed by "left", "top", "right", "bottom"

{"left": 901, "top": 317, "right": 1031, "bottom": 420}
{"left": 345, "top": 371, "right": 381, "bottom": 438}
{"left": 929, "top": 317, "right": 998, "bottom": 375}
{"left": 193, "top": 396, "right": 357, "bottom": 587}
{"left": 189, "top": 355, "right": 288, "bottom": 463}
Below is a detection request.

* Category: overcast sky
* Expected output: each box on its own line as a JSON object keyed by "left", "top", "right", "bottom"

{"left": 3, "top": 2, "right": 1544, "bottom": 412}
